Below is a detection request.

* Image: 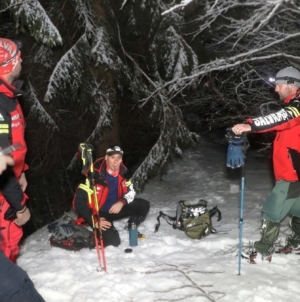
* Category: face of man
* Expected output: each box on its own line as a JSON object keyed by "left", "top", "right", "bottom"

{"left": 8, "top": 55, "right": 22, "bottom": 83}
{"left": 275, "top": 84, "right": 297, "bottom": 100}
{"left": 105, "top": 154, "right": 122, "bottom": 171}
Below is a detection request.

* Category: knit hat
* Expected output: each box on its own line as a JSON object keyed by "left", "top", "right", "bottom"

{"left": 0, "top": 38, "right": 21, "bottom": 75}
{"left": 106, "top": 145, "right": 124, "bottom": 156}
{"left": 275, "top": 67, "right": 300, "bottom": 87}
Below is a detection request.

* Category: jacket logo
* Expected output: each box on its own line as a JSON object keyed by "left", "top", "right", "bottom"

{"left": 0, "top": 114, "right": 4, "bottom": 121}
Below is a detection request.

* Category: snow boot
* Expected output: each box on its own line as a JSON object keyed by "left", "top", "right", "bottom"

{"left": 125, "top": 216, "right": 146, "bottom": 240}
{"left": 253, "top": 220, "right": 279, "bottom": 257}
{"left": 276, "top": 216, "right": 300, "bottom": 254}
{"left": 242, "top": 248, "right": 272, "bottom": 264}
{"left": 286, "top": 216, "right": 300, "bottom": 248}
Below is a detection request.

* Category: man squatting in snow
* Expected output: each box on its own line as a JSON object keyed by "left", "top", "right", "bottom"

{"left": 73, "top": 145, "right": 150, "bottom": 247}
{"left": 232, "top": 66, "right": 300, "bottom": 260}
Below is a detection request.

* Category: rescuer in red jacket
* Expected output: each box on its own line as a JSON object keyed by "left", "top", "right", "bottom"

{"left": 73, "top": 145, "right": 150, "bottom": 247}
{"left": 232, "top": 66, "right": 300, "bottom": 261}
{"left": 0, "top": 155, "right": 45, "bottom": 301}
{"left": 0, "top": 38, "right": 30, "bottom": 262}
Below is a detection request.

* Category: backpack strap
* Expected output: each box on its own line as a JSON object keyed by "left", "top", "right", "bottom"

{"left": 154, "top": 201, "right": 186, "bottom": 232}
{"left": 174, "top": 200, "right": 187, "bottom": 229}
{"left": 154, "top": 211, "right": 176, "bottom": 232}
{"left": 209, "top": 206, "right": 222, "bottom": 221}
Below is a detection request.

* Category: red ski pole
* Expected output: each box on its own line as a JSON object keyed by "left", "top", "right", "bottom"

{"left": 79, "top": 143, "right": 107, "bottom": 272}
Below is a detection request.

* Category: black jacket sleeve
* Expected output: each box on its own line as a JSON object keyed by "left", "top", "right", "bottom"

{"left": 0, "top": 167, "right": 24, "bottom": 211}
{"left": 248, "top": 98, "right": 300, "bottom": 132}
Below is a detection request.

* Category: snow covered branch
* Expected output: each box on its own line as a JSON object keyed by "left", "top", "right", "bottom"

{"left": 27, "top": 81, "right": 59, "bottom": 131}
{"left": 44, "top": 34, "right": 89, "bottom": 103}
{"left": 2, "top": 0, "right": 62, "bottom": 46}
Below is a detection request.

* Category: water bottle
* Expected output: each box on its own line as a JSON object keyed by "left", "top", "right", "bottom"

{"left": 129, "top": 222, "right": 138, "bottom": 247}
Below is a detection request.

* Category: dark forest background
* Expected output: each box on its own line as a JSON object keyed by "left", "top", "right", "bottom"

{"left": 0, "top": 0, "right": 299, "bottom": 235}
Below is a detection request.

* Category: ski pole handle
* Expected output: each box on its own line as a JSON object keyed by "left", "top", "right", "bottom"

{"left": 79, "top": 143, "right": 93, "bottom": 175}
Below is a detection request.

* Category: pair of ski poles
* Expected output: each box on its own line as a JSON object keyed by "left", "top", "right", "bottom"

{"left": 79, "top": 143, "right": 107, "bottom": 272}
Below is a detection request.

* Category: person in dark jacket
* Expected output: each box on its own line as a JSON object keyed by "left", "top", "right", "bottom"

{"left": 232, "top": 66, "right": 300, "bottom": 261}
{"left": 0, "top": 154, "right": 45, "bottom": 302}
{"left": 0, "top": 37, "right": 30, "bottom": 262}
{"left": 73, "top": 145, "right": 150, "bottom": 247}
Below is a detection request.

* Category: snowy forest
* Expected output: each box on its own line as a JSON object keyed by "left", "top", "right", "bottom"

{"left": 0, "top": 0, "right": 299, "bottom": 234}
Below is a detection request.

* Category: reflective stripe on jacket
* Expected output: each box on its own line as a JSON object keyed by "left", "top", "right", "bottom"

{"left": 247, "top": 91, "right": 300, "bottom": 181}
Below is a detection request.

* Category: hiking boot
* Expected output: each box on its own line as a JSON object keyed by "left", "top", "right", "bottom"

{"left": 247, "top": 251, "right": 272, "bottom": 264}
{"left": 138, "top": 231, "right": 146, "bottom": 240}
{"left": 253, "top": 220, "right": 279, "bottom": 257}
{"left": 275, "top": 245, "right": 300, "bottom": 254}
{"left": 286, "top": 216, "right": 300, "bottom": 248}
{"left": 241, "top": 250, "right": 254, "bottom": 264}
{"left": 275, "top": 245, "right": 293, "bottom": 254}
{"left": 125, "top": 222, "right": 146, "bottom": 240}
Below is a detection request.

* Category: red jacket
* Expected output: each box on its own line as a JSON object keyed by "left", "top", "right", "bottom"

{"left": 0, "top": 77, "right": 28, "bottom": 179}
{"left": 92, "top": 158, "right": 135, "bottom": 210}
{"left": 73, "top": 158, "right": 136, "bottom": 224}
{"left": 247, "top": 90, "right": 300, "bottom": 181}
{"left": 0, "top": 77, "right": 27, "bottom": 209}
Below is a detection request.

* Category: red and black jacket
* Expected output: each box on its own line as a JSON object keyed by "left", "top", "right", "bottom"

{"left": 0, "top": 77, "right": 27, "bottom": 210}
{"left": 247, "top": 90, "right": 300, "bottom": 181}
{"left": 72, "top": 158, "right": 136, "bottom": 226}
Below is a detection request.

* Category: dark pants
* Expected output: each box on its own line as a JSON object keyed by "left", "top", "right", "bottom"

{"left": 0, "top": 251, "right": 45, "bottom": 302}
{"left": 74, "top": 194, "right": 150, "bottom": 247}
{"left": 100, "top": 198, "right": 150, "bottom": 247}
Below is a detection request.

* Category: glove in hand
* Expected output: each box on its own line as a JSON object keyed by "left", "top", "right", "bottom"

{"left": 226, "top": 130, "right": 245, "bottom": 169}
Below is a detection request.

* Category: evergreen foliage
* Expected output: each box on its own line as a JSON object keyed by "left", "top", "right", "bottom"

{"left": 1, "top": 0, "right": 62, "bottom": 46}
{"left": 4, "top": 0, "right": 297, "bottom": 231}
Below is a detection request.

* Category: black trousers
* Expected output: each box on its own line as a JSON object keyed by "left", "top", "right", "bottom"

{"left": 0, "top": 251, "right": 45, "bottom": 302}
{"left": 100, "top": 198, "right": 150, "bottom": 247}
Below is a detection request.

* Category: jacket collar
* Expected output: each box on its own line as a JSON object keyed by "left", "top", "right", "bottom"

{"left": 0, "top": 76, "right": 27, "bottom": 98}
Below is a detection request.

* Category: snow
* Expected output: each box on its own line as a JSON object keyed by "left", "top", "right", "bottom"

{"left": 18, "top": 139, "right": 300, "bottom": 302}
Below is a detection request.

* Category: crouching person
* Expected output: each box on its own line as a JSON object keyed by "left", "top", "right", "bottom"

{"left": 72, "top": 145, "right": 150, "bottom": 247}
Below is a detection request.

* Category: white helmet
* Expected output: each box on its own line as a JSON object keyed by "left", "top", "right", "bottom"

{"left": 275, "top": 66, "right": 300, "bottom": 87}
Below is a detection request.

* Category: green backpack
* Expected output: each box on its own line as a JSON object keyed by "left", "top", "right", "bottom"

{"left": 155, "top": 199, "right": 222, "bottom": 240}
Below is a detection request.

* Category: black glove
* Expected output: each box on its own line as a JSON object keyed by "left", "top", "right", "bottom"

{"left": 48, "top": 221, "right": 76, "bottom": 240}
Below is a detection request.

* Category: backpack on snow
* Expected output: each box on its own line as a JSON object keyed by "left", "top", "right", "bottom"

{"left": 47, "top": 221, "right": 95, "bottom": 251}
{"left": 154, "top": 199, "right": 222, "bottom": 240}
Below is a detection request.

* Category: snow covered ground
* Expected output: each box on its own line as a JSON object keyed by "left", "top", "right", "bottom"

{"left": 18, "top": 139, "right": 300, "bottom": 302}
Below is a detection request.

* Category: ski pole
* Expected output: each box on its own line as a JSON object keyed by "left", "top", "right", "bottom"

{"left": 238, "top": 163, "right": 245, "bottom": 275}
{"left": 79, "top": 143, "right": 107, "bottom": 272}
{"left": 87, "top": 146, "right": 107, "bottom": 273}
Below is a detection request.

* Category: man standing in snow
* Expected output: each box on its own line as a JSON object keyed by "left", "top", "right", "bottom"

{"left": 0, "top": 38, "right": 30, "bottom": 262}
{"left": 73, "top": 145, "right": 150, "bottom": 247}
{"left": 232, "top": 66, "right": 300, "bottom": 260}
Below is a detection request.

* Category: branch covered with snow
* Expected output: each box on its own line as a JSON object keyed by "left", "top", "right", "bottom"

{"left": 2, "top": 0, "right": 62, "bottom": 46}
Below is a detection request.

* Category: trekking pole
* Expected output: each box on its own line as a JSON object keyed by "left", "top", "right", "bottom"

{"left": 79, "top": 143, "right": 107, "bottom": 272}
{"left": 226, "top": 129, "right": 249, "bottom": 275}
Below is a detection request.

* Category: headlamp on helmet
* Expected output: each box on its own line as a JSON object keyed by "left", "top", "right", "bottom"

{"left": 106, "top": 146, "right": 124, "bottom": 156}
{"left": 275, "top": 67, "right": 300, "bottom": 88}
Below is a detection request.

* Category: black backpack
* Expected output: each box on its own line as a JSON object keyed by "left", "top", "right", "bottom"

{"left": 155, "top": 199, "right": 222, "bottom": 240}
{"left": 47, "top": 222, "right": 95, "bottom": 251}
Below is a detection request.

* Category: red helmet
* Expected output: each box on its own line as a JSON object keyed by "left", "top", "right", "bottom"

{"left": 0, "top": 38, "right": 21, "bottom": 75}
